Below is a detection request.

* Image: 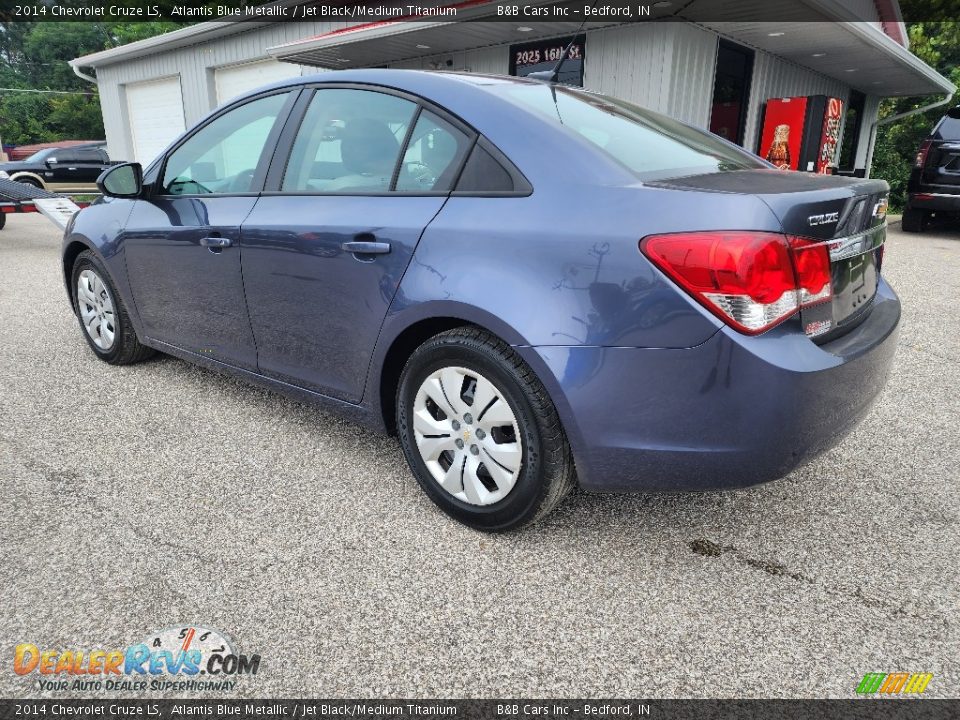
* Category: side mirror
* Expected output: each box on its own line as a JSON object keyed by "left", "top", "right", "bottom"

{"left": 97, "top": 163, "right": 143, "bottom": 198}
{"left": 45, "top": 157, "right": 58, "bottom": 165}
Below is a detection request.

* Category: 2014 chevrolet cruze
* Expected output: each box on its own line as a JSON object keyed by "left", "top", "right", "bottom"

{"left": 63, "top": 70, "right": 900, "bottom": 531}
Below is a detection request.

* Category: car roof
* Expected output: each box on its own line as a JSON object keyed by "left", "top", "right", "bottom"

{"left": 229, "top": 68, "right": 542, "bottom": 105}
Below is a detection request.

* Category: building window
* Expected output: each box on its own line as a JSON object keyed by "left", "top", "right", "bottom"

{"left": 838, "top": 90, "right": 866, "bottom": 172}
{"left": 709, "top": 40, "right": 754, "bottom": 146}
{"left": 509, "top": 35, "right": 585, "bottom": 86}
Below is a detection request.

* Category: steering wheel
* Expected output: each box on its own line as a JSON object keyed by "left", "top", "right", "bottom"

{"left": 230, "top": 169, "right": 256, "bottom": 193}
{"left": 403, "top": 161, "right": 436, "bottom": 189}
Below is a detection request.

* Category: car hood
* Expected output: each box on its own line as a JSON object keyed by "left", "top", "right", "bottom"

{"left": 0, "top": 161, "right": 40, "bottom": 172}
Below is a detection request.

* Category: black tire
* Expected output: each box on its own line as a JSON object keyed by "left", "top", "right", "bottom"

{"left": 901, "top": 207, "right": 927, "bottom": 233}
{"left": 70, "top": 250, "right": 154, "bottom": 365}
{"left": 396, "top": 327, "right": 575, "bottom": 531}
{"left": 0, "top": 212, "right": 6, "bottom": 230}
{"left": 14, "top": 176, "right": 42, "bottom": 189}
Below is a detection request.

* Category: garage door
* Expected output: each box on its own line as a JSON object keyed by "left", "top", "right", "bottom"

{"left": 215, "top": 60, "right": 304, "bottom": 105}
{"left": 126, "top": 76, "right": 186, "bottom": 165}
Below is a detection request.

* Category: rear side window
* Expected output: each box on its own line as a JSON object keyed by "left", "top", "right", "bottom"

{"left": 54, "top": 151, "right": 82, "bottom": 163}
{"left": 455, "top": 144, "right": 515, "bottom": 192}
{"left": 395, "top": 110, "right": 471, "bottom": 193}
{"left": 75, "top": 149, "right": 103, "bottom": 162}
{"left": 499, "top": 84, "right": 765, "bottom": 181}
{"left": 283, "top": 89, "right": 417, "bottom": 193}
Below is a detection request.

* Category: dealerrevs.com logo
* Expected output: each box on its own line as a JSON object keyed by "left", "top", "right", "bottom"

{"left": 14, "top": 626, "right": 260, "bottom": 692}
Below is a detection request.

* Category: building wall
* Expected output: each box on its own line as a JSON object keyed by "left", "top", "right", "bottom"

{"left": 94, "top": 22, "right": 341, "bottom": 160}
{"left": 387, "top": 45, "right": 505, "bottom": 73}
{"left": 741, "top": 48, "right": 852, "bottom": 153}
{"left": 585, "top": 23, "right": 718, "bottom": 127}
{"left": 388, "top": 22, "right": 720, "bottom": 127}
{"left": 665, "top": 24, "right": 721, "bottom": 127}
{"left": 91, "top": 20, "right": 871, "bottom": 171}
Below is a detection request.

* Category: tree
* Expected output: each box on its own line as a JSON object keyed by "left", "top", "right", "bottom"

{"left": 0, "top": 19, "right": 185, "bottom": 146}
{"left": 872, "top": 22, "right": 960, "bottom": 211}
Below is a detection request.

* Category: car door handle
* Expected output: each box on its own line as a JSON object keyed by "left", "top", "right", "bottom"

{"left": 200, "top": 236, "right": 233, "bottom": 249}
{"left": 341, "top": 240, "right": 391, "bottom": 255}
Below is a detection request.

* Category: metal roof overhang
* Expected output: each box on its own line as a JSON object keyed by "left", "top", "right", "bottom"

{"left": 267, "top": 0, "right": 954, "bottom": 98}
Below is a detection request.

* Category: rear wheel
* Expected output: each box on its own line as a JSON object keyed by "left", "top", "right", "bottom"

{"left": 901, "top": 207, "right": 928, "bottom": 233}
{"left": 71, "top": 250, "right": 154, "bottom": 365}
{"left": 0, "top": 213, "right": 6, "bottom": 230}
{"left": 396, "top": 327, "right": 575, "bottom": 531}
{"left": 13, "top": 176, "right": 42, "bottom": 189}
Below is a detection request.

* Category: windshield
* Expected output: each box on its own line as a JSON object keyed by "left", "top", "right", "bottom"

{"left": 24, "top": 148, "right": 54, "bottom": 163}
{"left": 499, "top": 84, "right": 766, "bottom": 181}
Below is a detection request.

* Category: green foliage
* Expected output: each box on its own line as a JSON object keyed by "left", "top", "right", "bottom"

{"left": 0, "top": 91, "right": 56, "bottom": 144}
{"left": 48, "top": 92, "right": 105, "bottom": 139}
{"left": 874, "top": 22, "right": 960, "bottom": 211}
{"left": 0, "top": 19, "right": 185, "bottom": 147}
{"left": 20, "top": 23, "right": 108, "bottom": 90}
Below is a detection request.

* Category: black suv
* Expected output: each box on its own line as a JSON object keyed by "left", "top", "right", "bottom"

{"left": 0, "top": 144, "right": 115, "bottom": 193}
{"left": 903, "top": 106, "right": 960, "bottom": 232}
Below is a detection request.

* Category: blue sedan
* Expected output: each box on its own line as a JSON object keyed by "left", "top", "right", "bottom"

{"left": 63, "top": 70, "right": 900, "bottom": 530}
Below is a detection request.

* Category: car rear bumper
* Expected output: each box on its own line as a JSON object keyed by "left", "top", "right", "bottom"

{"left": 908, "top": 191, "right": 960, "bottom": 212}
{"left": 519, "top": 278, "right": 901, "bottom": 492}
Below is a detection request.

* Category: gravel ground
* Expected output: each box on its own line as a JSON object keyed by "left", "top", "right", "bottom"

{"left": 1, "top": 213, "right": 957, "bottom": 699}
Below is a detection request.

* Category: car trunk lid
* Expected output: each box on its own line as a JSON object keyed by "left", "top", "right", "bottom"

{"left": 648, "top": 169, "right": 889, "bottom": 340}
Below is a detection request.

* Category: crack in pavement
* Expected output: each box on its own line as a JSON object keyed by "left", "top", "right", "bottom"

{"left": 688, "top": 537, "right": 946, "bottom": 626}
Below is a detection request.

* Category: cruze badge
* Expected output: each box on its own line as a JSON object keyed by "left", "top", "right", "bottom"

{"left": 808, "top": 212, "right": 840, "bottom": 227}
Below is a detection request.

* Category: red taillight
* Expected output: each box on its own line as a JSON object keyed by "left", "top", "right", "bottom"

{"left": 915, "top": 140, "right": 932, "bottom": 168}
{"left": 640, "top": 231, "right": 833, "bottom": 335}
{"left": 789, "top": 237, "right": 832, "bottom": 307}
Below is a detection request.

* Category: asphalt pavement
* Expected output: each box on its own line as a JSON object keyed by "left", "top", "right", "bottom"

{"left": 1, "top": 212, "right": 957, "bottom": 698}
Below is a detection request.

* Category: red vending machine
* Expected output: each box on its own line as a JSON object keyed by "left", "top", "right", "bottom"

{"left": 758, "top": 95, "right": 844, "bottom": 173}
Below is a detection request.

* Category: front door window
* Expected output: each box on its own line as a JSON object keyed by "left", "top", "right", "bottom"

{"left": 161, "top": 92, "right": 289, "bottom": 195}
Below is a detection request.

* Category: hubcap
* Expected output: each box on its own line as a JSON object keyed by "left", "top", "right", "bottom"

{"left": 412, "top": 366, "right": 523, "bottom": 506}
{"left": 77, "top": 269, "right": 116, "bottom": 351}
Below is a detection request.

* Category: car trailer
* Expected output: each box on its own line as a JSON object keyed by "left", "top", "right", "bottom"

{"left": 0, "top": 177, "right": 90, "bottom": 231}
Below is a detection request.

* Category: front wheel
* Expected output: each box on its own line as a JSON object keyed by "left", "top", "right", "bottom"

{"left": 71, "top": 250, "right": 154, "bottom": 365}
{"left": 396, "top": 327, "right": 575, "bottom": 531}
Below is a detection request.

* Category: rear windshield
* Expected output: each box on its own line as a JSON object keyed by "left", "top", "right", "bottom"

{"left": 498, "top": 84, "right": 765, "bottom": 181}
{"left": 933, "top": 114, "right": 960, "bottom": 141}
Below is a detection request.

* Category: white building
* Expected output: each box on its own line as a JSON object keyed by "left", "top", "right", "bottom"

{"left": 70, "top": 0, "right": 954, "bottom": 175}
